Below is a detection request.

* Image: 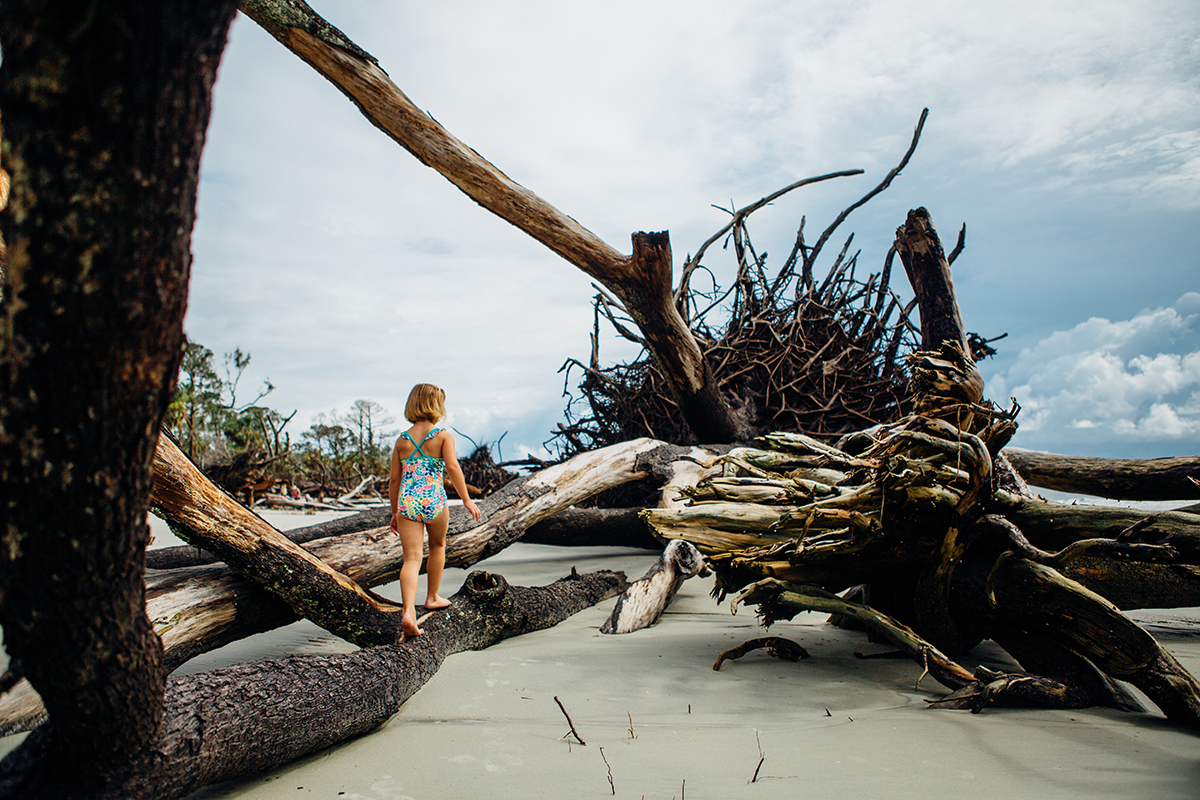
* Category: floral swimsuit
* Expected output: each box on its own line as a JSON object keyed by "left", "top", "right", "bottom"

{"left": 396, "top": 428, "right": 447, "bottom": 522}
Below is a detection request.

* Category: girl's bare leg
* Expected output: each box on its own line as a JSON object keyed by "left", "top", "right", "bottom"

{"left": 395, "top": 515, "right": 426, "bottom": 637}
{"left": 424, "top": 507, "right": 451, "bottom": 609}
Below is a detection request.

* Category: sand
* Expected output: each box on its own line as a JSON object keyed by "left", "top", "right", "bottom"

{"left": 4, "top": 509, "right": 1199, "bottom": 798}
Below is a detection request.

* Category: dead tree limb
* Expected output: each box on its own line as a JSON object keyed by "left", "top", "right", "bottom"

{"left": 151, "top": 432, "right": 404, "bottom": 646}
{"left": 894, "top": 206, "right": 969, "bottom": 354}
{"left": 3, "top": 569, "right": 626, "bottom": 800}
{"left": 1003, "top": 448, "right": 1200, "bottom": 501}
{"left": 237, "top": 0, "right": 747, "bottom": 443}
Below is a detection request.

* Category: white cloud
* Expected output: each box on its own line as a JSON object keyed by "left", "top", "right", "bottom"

{"left": 987, "top": 293, "right": 1200, "bottom": 455}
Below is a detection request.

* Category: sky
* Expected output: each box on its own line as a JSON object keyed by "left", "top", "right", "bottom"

{"left": 187, "top": 0, "right": 1200, "bottom": 461}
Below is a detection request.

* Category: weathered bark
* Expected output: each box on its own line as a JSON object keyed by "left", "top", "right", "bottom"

{"left": 601, "top": 540, "right": 708, "bottom": 634}
{"left": 894, "top": 207, "right": 969, "bottom": 354}
{"left": 1004, "top": 500, "right": 1200, "bottom": 553}
{"left": 236, "top": 0, "right": 748, "bottom": 443}
{"left": 4, "top": 569, "right": 626, "bottom": 800}
{"left": 0, "top": 1, "right": 239, "bottom": 790}
{"left": 1003, "top": 447, "right": 1200, "bottom": 501}
{"left": 151, "top": 433, "right": 404, "bottom": 646}
{"left": 987, "top": 557, "right": 1200, "bottom": 727}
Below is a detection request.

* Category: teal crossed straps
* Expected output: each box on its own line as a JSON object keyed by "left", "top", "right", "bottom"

{"left": 396, "top": 428, "right": 448, "bottom": 522}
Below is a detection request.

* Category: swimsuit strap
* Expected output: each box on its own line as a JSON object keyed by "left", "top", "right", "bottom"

{"left": 403, "top": 428, "right": 442, "bottom": 458}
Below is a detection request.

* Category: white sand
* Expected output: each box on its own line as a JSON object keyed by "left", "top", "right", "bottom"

{"left": 4, "top": 509, "right": 1199, "bottom": 798}
{"left": 186, "top": 538, "right": 1200, "bottom": 800}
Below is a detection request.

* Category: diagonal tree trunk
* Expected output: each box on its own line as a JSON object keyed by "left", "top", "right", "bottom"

{"left": 236, "top": 0, "right": 748, "bottom": 443}
{"left": 151, "top": 432, "right": 405, "bottom": 646}
{"left": 5, "top": 569, "right": 626, "bottom": 800}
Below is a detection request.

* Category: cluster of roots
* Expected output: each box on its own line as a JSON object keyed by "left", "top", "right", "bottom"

{"left": 554, "top": 232, "right": 922, "bottom": 455}
{"left": 642, "top": 342, "right": 1200, "bottom": 726}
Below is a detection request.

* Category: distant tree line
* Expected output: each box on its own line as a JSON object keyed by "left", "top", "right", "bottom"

{"left": 164, "top": 338, "right": 396, "bottom": 500}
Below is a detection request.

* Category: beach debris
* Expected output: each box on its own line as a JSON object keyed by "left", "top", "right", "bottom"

{"left": 599, "top": 746, "right": 615, "bottom": 795}
{"left": 712, "top": 637, "right": 810, "bottom": 671}
{"left": 601, "top": 539, "right": 709, "bottom": 634}
{"left": 555, "top": 696, "right": 587, "bottom": 746}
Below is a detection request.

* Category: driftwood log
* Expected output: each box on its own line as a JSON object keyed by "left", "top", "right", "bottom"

{"left": 1, "top": 569, "right": 625, "bottom": 800}
{"left": 640, "top": 211, "right": 1200, "bottom": 730}
{"left": 600, "top": 540, "right": 709, "bottom": 634}
{"left": 1003, "top": 448, "right": 1200, "bottom": 501}
{"left": 152, "top": 432, "right": 405, "bottom": 647}
{"left": 0, "top": 437, "right": 706, "bottom": 737}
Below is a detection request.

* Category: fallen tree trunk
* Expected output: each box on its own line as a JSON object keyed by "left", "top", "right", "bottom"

{"left": 1, "top": 438, "right": 698, "bottom": 736}
{"left": 0, "top": 569, "right": 626, "bottom": 800}
{"left": 601, "top": 540, "right": 708, "bottom": 634}
{"left": 1003, "top": 447, "right": 1200, "bottom": 501}
{"left": 151, "top": 433, "right": 405, "bottom": 646}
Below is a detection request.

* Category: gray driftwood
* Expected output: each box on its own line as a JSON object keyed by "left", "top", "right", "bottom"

{"left": 601, "top": 540, "right": 709, "bottom": 634}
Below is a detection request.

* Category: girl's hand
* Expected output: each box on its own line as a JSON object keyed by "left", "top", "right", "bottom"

{"left": 389, "top": 512, "right": 399, "bottom": 534}
{"left": 464, "top": 498, "right": 482, "bottom": 522}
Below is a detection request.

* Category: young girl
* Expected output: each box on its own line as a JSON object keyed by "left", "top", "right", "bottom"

{"left": 389, "top": 383, "right": 482, "bottom": 638}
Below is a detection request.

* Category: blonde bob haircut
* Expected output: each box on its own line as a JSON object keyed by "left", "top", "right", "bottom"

{"left": 405, "top": 383, "right": 446, "bottom": 423}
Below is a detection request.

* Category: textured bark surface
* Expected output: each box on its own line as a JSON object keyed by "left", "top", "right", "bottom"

{"left": 0, "top": 1, "right": 239, "bottom": 792}
{"left": 121, "top": 569, "right": 625, "bottom": 800}
{"left": 1004, "top": 448, "right": 1200, "bottom": 501}
{"left": 0, "top": 439, "right": 690, "bottom": 736}
{"left": 894, "top": 207, "right": 969, "bottom": 353}
{"left": 10, "top": 570, "right": 626, "bottom": 800}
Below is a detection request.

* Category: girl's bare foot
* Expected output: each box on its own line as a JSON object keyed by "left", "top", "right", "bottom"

{"left": 401, "top": 614, "right": 423, "bottom": 638}
{"left": 424, "top": 596, "right": 452, "bottom": 611}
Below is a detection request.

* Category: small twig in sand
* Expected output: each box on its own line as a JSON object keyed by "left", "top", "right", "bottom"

{"left": 627, "top": 710, "right": 637, "bottom": 742}
{"left": 751, "top": 729, "right": 765, "bottom": 783}
{"left": 600, "top": 746, "right": 615, "bottom": 795}
{"left": 555, "top": 695, "right": 586, "bottom": 745}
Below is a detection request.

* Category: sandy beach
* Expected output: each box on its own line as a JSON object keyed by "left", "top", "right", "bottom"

{"left": 4, "top": 507, "right": 1199, "bottom": 799}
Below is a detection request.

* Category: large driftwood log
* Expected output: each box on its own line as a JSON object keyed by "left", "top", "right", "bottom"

{"left": 601, "top": 540, "right": 708, "bottom": 634}
{"left": 152, "top": 433, "right": 404, "bottom": 646}
{"left": 237, "top": 0, "right": 746, "bottom": 443}
{"left": 145, "top": 505, "right": 663, "bottom": 571}
{"left": 1003, "top": 447, "right": 1200, "bottom": 501}
{"left": 0, "top": 438, "right": 701, "bottom": 736}
{"left": 0, "top": 569, "right": 626, "bottom": 800}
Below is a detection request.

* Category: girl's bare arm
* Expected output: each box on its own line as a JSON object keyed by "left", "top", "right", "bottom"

{"left": 441, "top": 433, "right": 482, "bottom": 521}
{"left": 388, "top": 441, "right": 402, "bottom": 532}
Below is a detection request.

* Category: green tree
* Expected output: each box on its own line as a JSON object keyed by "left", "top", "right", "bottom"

{"left": 166, "top": 339, "right": 281, "bottom": 465}
{"left": 168, "top": 341, "right": 224, "bottom": 459}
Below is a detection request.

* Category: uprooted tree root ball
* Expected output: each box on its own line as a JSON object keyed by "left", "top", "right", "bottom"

{"left": 644, "top": 341, "right": 1200, "bottom": 726}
